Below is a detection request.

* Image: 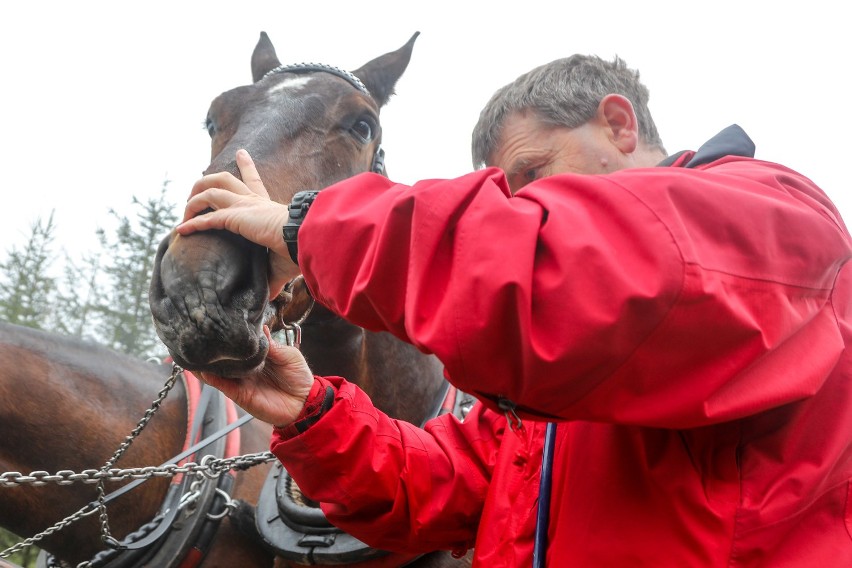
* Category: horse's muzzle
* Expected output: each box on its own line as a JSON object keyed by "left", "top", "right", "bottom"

{"left": 149, "top": 230, "right": 272, "bottom": 377}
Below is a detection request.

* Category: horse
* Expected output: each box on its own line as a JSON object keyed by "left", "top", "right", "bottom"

{"left": 0, "top": 321, "right": 274, "bottom": 567}
{"left": 148, "top": 32, "right": 472, "bottom": 567}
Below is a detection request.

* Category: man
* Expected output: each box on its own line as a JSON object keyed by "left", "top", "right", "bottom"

{"left": 177, "top": 55, "right": 852, "bottom": 566}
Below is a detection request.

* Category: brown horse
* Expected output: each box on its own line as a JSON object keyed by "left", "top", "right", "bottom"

{"left": 0, "top": 321, "right": 274, "bottom": 567}
{"left": 148, "top": 32, "right": 471, "bottom": 567}
{"left": 148, "top": 31, "right": 451, "bottom": 449}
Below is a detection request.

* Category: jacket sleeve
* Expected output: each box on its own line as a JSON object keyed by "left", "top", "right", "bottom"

{"left": 270, "top": 376, "right": 503, "bottom": 553}
{"left": 299, "top": 161, "right": 852, "bottom": 427}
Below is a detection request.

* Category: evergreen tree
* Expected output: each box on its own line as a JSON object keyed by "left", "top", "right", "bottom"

{"left": 0, "top": 213, "right": 57, "bottom": 329}
{"left": 94, "top": 182, "right": 176, "bottom": 359}
{"left": 53, "top": 250, "right": 104, "bottom": 342}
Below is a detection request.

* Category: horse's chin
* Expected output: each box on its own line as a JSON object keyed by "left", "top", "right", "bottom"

{"left": 169, "top": 338, "right": 269, "bottom": 379}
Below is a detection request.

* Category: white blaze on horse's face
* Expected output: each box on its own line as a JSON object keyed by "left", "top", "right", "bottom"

{"left": 267, "top": 76, "right": 312, "bottom": 95}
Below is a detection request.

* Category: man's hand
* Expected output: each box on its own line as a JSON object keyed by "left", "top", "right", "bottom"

{"left": 177, "top": 149, "right": 300, "bottom": 299}
{"left": 197, "top": 327, "right": 315, "bottom": 427}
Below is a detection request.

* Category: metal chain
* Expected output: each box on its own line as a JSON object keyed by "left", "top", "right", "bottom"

{"left": 0, "top": 365, "right": 181, "bottom": 560}
{"left": 0, "top": 452, "right": 277, "bottom": 488}
{"left": 0, "top": 452, "right": 277, "bottom": 562}
{"left": 0, "top": 362, "right": 277, "bottom": 562}
{"left": 94, "top": 364, "right": 182, "bottom": 549}
{"left": 0, "top": 502, "right": 99, "bottom": 559}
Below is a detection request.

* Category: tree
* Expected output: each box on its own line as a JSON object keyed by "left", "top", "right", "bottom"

{"left": 93, "top": 182, "right": 177, "bottom": 359}
{"left": 0, "top": 213, "right": 57, "bottom": 329}
{"left": 52, "top": 250, "right": 105, "bottom": 342}
{"left": 0, "top": 181, "right": 178, "bottom": 357}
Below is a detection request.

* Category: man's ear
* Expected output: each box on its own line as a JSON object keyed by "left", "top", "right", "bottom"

{"left": 597, "top": 94, "right": 639, "bottom": 154}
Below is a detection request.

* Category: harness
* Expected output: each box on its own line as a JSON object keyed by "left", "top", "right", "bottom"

{"left": 10, "top": 60, "right": 401, "bottom": 568}
{"left": 253, "top": 384, "right": 474, "bottom": 565}
{"left": 37, "top": 372, "right": 243, "bottom": 568}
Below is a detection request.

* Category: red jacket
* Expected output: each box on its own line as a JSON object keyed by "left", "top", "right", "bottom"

{"left": 271, "top": 126, "right": 852, "bottom": 566}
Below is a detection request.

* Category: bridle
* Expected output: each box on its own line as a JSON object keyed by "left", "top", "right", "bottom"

{"left": 261, "top": 62, "right": 391, "bottom": 334}
{"left": 261, "top": 62, "right": 386, "bottom": 176}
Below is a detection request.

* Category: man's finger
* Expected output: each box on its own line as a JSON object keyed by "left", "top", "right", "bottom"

{"left": 188, "top": 171, "right": 243, "bottom": 200}
{"left": 236, "top": 149, "right": 270, "bottom": 198}
{"left": 180, "top": 188, "right": 235, "bottom": 224}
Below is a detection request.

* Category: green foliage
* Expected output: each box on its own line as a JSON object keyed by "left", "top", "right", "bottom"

{"left": 0, "top": 528, "right": 37, "bottom": 566}
{"left": 0, "top": 182, "right": 177, "bottom": 359}
{"left": 92, "top": 183, "right": 177, "bottom": 358}
{"left": 0, "top": 213, "right": 57, "bottom": 328}
{"left": 52, "top": 250, "right": 104, "bottom": 342}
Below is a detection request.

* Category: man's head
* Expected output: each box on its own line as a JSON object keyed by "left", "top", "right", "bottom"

{"left": 472, "top": 54, "right": 667, "bottom": 192}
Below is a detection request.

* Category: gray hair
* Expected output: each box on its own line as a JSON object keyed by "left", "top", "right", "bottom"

{"left": 471, "top": 54, "right": 665, "bottom": 168}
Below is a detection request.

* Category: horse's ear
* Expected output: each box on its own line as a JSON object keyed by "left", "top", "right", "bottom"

{"left": 252, "top": 32, "right": 282, "bottom": 83}
{"left": 352, "top": 32, "right": 419, "bottom": 108}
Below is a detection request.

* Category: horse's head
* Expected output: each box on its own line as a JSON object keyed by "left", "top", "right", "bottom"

{"left": 149, "top": 32, "right": 417, "bottom": 377}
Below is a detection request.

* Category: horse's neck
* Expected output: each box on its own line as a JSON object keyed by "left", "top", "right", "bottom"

{"left": 301, "top": 320, "right": 446, "bottom": 425}
{"left": 360, "top": 330, "right": 446, "bottom": 425}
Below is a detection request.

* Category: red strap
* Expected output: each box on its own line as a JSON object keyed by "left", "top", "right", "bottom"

{"left": 176, "top": 547, "right": 204, "bottom": 568}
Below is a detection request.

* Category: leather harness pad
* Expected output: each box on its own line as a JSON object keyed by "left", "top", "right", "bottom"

{"left": 254, "top": 461, "right": 390, "bottom": 564}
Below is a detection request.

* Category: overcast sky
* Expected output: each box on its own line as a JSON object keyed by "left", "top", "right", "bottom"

{"left": 1, "top": 1, "right": 848, "bottom": 272}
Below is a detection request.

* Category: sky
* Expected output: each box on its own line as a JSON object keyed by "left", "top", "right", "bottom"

{"left": 1, "top": 1, "right": 849, "bottom": 272}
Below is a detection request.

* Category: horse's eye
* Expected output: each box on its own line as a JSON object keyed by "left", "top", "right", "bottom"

{"left": 205, "top": 116, "right": 216, "bottom": 138}
{"left": 350, "top": 119, "right": 374, "bottom": 144}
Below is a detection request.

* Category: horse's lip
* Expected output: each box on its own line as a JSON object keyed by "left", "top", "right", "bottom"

{"left": 169, "top": 344, "right": 268, "bottom": 379}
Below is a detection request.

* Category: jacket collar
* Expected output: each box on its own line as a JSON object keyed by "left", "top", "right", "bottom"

{"left": 658, "top": 124, "right": 755, "bottom": 168}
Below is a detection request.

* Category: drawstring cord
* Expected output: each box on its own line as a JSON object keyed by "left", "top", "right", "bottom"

{"left": 533, "top": 422, "right": 557, "bottom": 567}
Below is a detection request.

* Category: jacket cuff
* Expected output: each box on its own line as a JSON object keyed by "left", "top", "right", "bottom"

{"left": 274, "top": 376, "right": 336, "bottom": 439}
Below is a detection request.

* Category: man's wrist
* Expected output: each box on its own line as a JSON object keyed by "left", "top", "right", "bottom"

{"left": 274, "top": 377, "right": 335, "bottom": 438}
{"left": 282, "top": 190, "right": 320, "bottom": 265}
